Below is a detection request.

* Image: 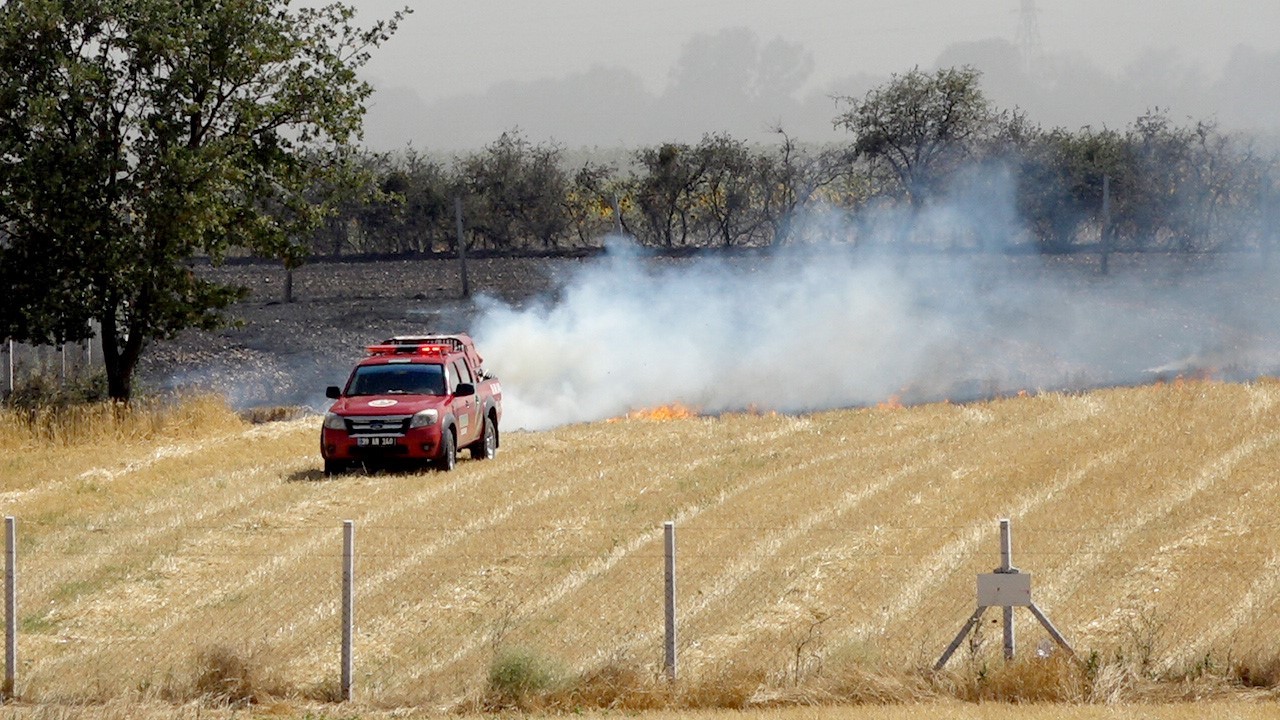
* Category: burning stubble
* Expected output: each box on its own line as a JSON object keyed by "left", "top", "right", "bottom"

{"left": 474, "top": 182, "right": 1280, "bottom": 430}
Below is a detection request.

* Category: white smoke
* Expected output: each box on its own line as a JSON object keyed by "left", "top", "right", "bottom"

{"left": 474, "top": 177, "right": 1280, "bottom": 431}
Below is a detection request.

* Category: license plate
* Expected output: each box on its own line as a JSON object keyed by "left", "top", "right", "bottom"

{"left": 357, "top": 437, "right": 398, "bottom": 447}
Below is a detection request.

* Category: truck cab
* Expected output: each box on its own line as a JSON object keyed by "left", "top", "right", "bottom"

{"left": 321, "top": 334, "right": 502, "bottom": 474}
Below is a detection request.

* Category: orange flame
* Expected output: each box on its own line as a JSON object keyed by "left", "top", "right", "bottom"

{"left": 876, "top": 395, "right": 904, "bottom": 411}
{"left": 1180, "top": 368, "right": 1218, "bottom": 384}
{"left": 626, "top": 403, "right": 699, "bottom": 420}
{"left": 1156, "top": 369, "right": 1219, "bottom": 388}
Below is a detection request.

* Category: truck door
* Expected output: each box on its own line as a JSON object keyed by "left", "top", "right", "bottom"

{"left": 452, "top": 358, "right": 481, "bottom": 444}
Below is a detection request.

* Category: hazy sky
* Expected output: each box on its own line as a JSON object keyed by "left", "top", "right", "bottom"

{"left": 338, "top": 1, "right": 1280, "bottom": 148}
{"left": 352, "top": 1, "right": 1278, "bottom": 96}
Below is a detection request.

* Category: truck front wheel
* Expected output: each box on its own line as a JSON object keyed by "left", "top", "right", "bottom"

{"left": 435, "top": 429, "right": 457, "bottom": 471}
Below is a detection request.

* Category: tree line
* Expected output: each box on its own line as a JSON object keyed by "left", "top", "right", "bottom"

{"left": 314, "top": 68, "right": 1279, "bottom": 258}
{"left": 0, "top": 0, "right": 1275, "bottom": 403}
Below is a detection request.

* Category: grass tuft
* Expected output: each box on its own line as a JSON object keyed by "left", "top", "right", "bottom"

{"left": 191, "top": 645, "right": 260, "bottom": 705}
{"left": 545, "top": 661, "right": 669, "bottom": 711}
{"left": 677, "top": 663, "right": 770, "bottom": 709}
{"left": 184, "top": 645, "right": 287, "bottom": 706}
{"left": 1231, "top": 651, "right": 1280, "bottom": 689}
{"left": 957, "top": 655, "right": 1091, "bottom": 703}
{"left": 822, "top": 663, "right": 933, "bottom": 704}
{"left": 482, "top": 647, "right": 566, "bottom": 710}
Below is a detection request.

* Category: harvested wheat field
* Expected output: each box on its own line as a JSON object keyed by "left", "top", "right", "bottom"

{"left": 2, "top": 381, "right": 1280, "bottom": 716}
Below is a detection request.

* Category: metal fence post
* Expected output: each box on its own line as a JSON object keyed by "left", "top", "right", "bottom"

{"left": 663, "top": 521, "right": 677, "bottom": 681}
{"left": 341, "top": 520, "right": 354, "bottom": 701}
{"left": 5, "top": 516, "right": 16, "bottom": 699}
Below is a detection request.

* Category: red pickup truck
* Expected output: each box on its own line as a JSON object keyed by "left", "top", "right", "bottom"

{"left": 320, "top": 334, "right": 502, "bottom": 474}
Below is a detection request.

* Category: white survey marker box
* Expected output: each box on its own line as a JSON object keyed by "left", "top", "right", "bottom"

{"left": 978, "top": 572, "right": 1032, "bottom": 606}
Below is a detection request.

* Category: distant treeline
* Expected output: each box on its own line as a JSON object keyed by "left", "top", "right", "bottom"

{"left": 306, "top": 68, "right": 1279, "bottom": 259}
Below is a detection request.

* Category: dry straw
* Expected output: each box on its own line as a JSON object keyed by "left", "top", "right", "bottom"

{"left": 4, "top": 381, "right": 1280, "bottom": 713}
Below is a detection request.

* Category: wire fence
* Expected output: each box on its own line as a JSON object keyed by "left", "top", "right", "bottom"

{"left": 1, "top": 337, "right": 100, "bottom": 399}
{"left": 3, "top": 516, "right": 1279, "bottom": 705}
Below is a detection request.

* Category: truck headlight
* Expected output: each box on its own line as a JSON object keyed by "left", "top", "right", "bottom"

{"left": 409, "top": 408, "right": 439, "bottom": 428}
{"left": 323, "top": 412, "right": 346, "bottom": 430}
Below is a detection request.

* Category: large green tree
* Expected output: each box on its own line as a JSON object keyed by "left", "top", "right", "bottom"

{"left": 457, "top": 131, "right": 573, "bottom": 253}
{"left": 833, "top": 66, "right": 1002, "bottom": 207}
{"left": 0, "top": 0, "right": 406, "bottom": 400}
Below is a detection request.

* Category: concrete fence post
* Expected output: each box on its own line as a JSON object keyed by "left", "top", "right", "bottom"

{"left": 999, "top": 518, "right": 1015, "bottom": 660}
{"left": 663, "top": 520, "right": 677, "bottom": 681}
{"left": 5, "top": 516, "right": 16, "bottom": 699}
{"left": 341, "top": 520, "right": 354, "bottom": 701}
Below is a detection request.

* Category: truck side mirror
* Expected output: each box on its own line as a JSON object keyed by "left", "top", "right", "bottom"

{"left": 326, "top": 385, "right": 341, "bottom": 399}
{"left": 454, "top": 383, "right": 476, "bottom": 397}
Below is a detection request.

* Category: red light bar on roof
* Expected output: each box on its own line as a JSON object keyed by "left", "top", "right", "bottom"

{"left": 366, "top": 343, "right": 452, "bottom": 356}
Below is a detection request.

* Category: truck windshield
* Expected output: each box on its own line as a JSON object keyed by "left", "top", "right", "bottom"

{"left": 346, "top": 364, "right": 446, "bottom": 396}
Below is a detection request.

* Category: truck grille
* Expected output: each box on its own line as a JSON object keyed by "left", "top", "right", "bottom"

{"left": 345, "top": 415, "right": 412, "bottom": 436}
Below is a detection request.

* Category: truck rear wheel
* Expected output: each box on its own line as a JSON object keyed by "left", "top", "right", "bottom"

{"left": 435, "top": 428, "right": 457, "bottom": 471}
{"left": 470, "top": 416, "right": 498, "bottom": 460}
{"left": 324, "top": 459, "right": 346, "bottom": 477}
